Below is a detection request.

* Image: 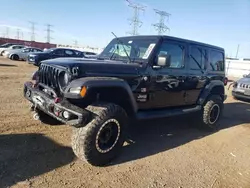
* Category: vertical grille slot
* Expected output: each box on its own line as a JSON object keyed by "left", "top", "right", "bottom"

{"left": 38, "top": 64, "right": 63, "bottom": 93}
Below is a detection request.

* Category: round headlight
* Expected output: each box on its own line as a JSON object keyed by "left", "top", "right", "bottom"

{"left": 59, "top": 71, "right": 70, "bottom": 88}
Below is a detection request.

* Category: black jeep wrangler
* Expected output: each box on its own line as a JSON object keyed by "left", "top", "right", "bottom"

{"left": 23, "top": 35, "right": 227, "bottom": 166}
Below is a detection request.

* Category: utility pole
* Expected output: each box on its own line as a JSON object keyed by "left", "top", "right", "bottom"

{"left": 73, "top": 40, "right": 78, "bottom": 46}
{"left": 235, "top": 44, "right": 240, "bottom": 59}
{"left": 152, "top": 9, "right": 171, "bottom": 35}
{"left": 16, "top": 29, "right": 20, "bottom": 39}
{"left": 29, "top": 21, "right": 37, "bottom": 41}
{"left": 45, "top": 24, "right": 54, "bottom": 43}
{"left": 126, "top": 0, "right": 146, "bottom": 36}
{"left": 5, "top": 27, "right": 9, "bottom": 38}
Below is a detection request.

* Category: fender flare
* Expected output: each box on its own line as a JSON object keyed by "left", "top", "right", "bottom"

{"left": 197, "top": 80, "right": 225, "bottom": 105}
{"left": 64, "top": 77, "right": 138, "bottom": 114}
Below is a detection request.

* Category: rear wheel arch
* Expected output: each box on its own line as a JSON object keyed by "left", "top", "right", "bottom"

{"left": 198, "top": 80, "right": 225, "bottom": 105}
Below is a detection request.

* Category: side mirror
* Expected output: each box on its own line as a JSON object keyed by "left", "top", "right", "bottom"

{"left": 243, "top": 74, "right": 247, "bottom": 78}
{"left": 154, "top": 53, "right": 171, "bottom": 68}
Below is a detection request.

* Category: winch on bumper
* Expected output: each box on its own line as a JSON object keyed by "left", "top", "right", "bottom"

{"left": 23, "top": 81, "right": 90, "bottom": 127}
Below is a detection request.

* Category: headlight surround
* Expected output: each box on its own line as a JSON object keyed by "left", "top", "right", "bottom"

{"left": 59, "top": 71, "right": 70, "bottom": 88}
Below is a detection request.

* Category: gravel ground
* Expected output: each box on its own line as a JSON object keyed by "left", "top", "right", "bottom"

{"left": 0, "top": 57, "right": 250, "bottom": 188}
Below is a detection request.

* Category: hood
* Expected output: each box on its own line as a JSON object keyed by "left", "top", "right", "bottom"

{"left": 237, "top": 77, "right": 250, "bottom": 84}
{"left": 42, "top": 58, "right": 144, "bottom": 75}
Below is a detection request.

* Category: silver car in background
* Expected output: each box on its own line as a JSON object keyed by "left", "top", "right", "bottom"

{"left": 0, "top": 44, "right": 26, "bottom": 56}
{"left": 3, "top": 47, "right": 43, "bottom": 61}
{"left": 231, "top": 74, "right": 250, "bottom": 100}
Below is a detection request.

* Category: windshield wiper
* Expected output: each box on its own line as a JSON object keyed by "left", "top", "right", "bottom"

{"left": 111, "top": 32, "right": 131, "bottom": 63}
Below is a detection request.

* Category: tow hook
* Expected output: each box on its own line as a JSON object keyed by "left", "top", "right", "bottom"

{"left": 32, "top": 112, "right": 40, "bottom": 120}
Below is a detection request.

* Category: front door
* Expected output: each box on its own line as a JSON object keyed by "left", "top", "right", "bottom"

{"left": 148, "top": 40, "right": 188, "bottom": 109}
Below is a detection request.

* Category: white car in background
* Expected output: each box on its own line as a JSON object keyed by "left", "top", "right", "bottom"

{"left": 0, "top": 44, "right": 26, "bottom": 56}
{"left": 3, "top": 47, "right": 43, "bottom": 61}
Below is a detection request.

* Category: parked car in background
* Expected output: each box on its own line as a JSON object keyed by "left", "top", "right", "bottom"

{"left": 0, "top": 43, "right": 20, "bottom": 48}
{"left": 27, "top": 47, "right": 87, "bottom": 66}
{"left": 2, "top": 47, "right": 43, "bottom": 61}
{"left": 0, "top": 44, "right": 26, "bottom": 56}
{"left": 231, "top": 74, "right": 250, "bottom": 100}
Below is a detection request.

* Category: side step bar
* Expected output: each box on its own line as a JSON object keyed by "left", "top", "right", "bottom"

{"left": 136, "top": 105, "right": 201, "bottom": 120}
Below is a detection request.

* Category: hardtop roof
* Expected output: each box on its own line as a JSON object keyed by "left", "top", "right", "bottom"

{"left": 116, "top": 35, "right": 224, "bottom": 51}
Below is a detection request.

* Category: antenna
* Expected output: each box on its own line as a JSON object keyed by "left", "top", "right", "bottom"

{"left": 126, "top": 0, "right": 146, "bottom": 35}
{"left": 152, "top": 9, "right": 171, "bottom": 35}
{"left": 29, "top": 21, "right": 36, "bottom": 41}
{"left": 45, "top": 24, "right": 54, "bottom": 43}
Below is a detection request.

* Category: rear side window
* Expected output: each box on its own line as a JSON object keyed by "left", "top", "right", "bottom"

{"left": 209, "top": 50, "right": 224, "bottom": 71}
{"left": 189, "top": 46, "right": 207, "bottom": 70}
{"left": 65, "top": 50, "right": 74, "bottom": 55}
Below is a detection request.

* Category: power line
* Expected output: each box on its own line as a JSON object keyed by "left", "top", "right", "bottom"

{"left": 29, "top": 21, "right": 37, "bottom": 41}
{"left": 45, "top": 24, "right": 54, "bottom": 43}
{"left": 152, "top": 9, "right": 171, "bottom": 35}
{"left": 126, "top": 0, "right": 146, "bottom": 36}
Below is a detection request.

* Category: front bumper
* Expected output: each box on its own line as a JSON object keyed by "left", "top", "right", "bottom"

{"left": 23, "top": 82, "right": 90, "bottom": 127}
{"left": 232, "top": 90, "right": 250, "bottom": 100}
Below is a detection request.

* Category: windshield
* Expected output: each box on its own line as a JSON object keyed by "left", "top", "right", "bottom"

{"left": 98, "top": 37, "right": 159, "bottom": 63}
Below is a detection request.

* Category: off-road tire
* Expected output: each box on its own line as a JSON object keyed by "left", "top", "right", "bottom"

{"left": 36, "top": 110, "right": 62, "bottom": 125}
{"left": 199, "top": 95, "right": 223, "bottom": 131}
{"left": 71, "top": 103, "right": 128, "bottom": 166}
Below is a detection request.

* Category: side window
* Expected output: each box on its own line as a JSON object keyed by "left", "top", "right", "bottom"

{"left": 65, "top": 49, "right": 74, "bottom": 56}
{"left": 189, "top": 46, "right": 207, "bottom": 70}
{"left": 52, "top": 49, "right": 64, "bottom": 55}
{"left": 157, "top": 42, "right": 185, "bottom": 69}
{"left": 13, "top": 46, "right": 22, "bottom": 49}
{"left": 209, "top": 50, "right": 224, "bottom": 71}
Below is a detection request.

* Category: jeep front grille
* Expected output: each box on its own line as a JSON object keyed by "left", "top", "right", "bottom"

{"left": 38, "top": 64, "right": 62, "bottom": 93}
{"left": 239, "top": 83, "right": 250, "bottom": 89}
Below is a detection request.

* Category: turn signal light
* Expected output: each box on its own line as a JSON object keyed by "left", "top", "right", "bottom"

{"left": 80, "top": 86, "right": 87, "bottom": 97}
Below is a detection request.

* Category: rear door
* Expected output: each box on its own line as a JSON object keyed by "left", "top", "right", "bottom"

{"left": 185, "top": 44, "right": 209, "bottom": 105}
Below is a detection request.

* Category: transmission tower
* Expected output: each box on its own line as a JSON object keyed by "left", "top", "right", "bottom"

{"left": 152, "top": 9, "right": 171, "bottom": 35}
{"left": 45, "top": 24, "right": 54, "bottom": 43}
{"left": 5, "top": 27, "right": 9, "bottom": 38}
{"left": 73, "top": 40, "right": 78, "bottom": 46}
{"left": 29, "top": 21, "right": 37, "bottom": 41}
{"left": 16, "top": 28, "right": 20, "bottom": 39}
{"left": 126, "top": 0, "right": 146, "bottom": 36}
